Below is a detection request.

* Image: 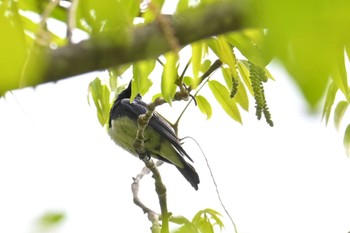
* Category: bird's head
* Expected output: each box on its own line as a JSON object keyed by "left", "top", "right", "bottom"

{"left": 115, "top": 81, "right": 142, "bottom": 103}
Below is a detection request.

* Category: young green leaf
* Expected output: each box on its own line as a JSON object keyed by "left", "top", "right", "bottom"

{"left": 197, "top": 219, "right": 214, "bottom": 233}
{"left": 237, "top": 60, "right": 254, "bottom": 95}
{"left": 176, "top": 0, "right": 189, "bottom": 13}
{"left": 321, "top": 82, "right": 338, "bottom": 125}
{"left": 334, "top": 101, "right": 349, "bottom": 131}
{"left": 235, "top": 80, "right": 249, "bottom": 111}
{"left": 77, "top": 0, "right": 138, "bottom": 42}
{"left": 225, "top": 29, "right": 271, "bottom": 67}
{"left": 346, "top": 43, "right": 350, "bottom": 62}
{"left": 131, "top": 59, "right": 155, "bottom": 100}
{"left": 195, "top": 95, "right": 212, "bottom": 119}
{"left": 0, "top": 2, "right": 29, "bottom": 95}
{"left": 207, "top": 37, "right": 238, "bottom": 80}
{"left": 183, "top": 76, "right": 194, "bottom": 86}
{"left": 161, "top": 52, "right": 178, "bottom": 104}
{"left": 201, "top": 59, "right": 212, "bottom": 73}
{"left": 330, "top": 51, "right": 349, "bottom": 99}
{"left": 343, "top": 124, "right": 350, "bottom": 157}
{"left": 221, "top": 67, "right": 233, "bottom": 89}
{"left": 88, "top": 78, "right": 112, "bottom": 127}
{"left": 208, "top": 80, "right": 242, "bottom": 123}
{"left": 192, "top": 208, "right": 224, "bottom": 233}
{"left": 143, "top": 0, "right": 165, "bottom": 23}
{"left": 218, "top": 37, "right": 238, "bottom": 79}
{"left": 191, "top": 41, "right": 203, "bottom": 88}
{"left": 222, "top": 67, "right": 249, "bottom": 111}
{"left": 36, "top": 211, "right": 65, "bottom": 228}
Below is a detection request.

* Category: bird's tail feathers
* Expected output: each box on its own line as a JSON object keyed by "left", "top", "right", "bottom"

{"left": 176, "top": 161, "right": 200, "bottom": 191}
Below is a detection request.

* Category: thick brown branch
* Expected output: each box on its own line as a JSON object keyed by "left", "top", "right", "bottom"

{"left": 41, "top": 1, "right": 246, "bottom": 82}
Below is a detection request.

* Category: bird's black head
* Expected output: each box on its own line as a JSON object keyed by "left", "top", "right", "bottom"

{"left": 108, "top": 81, "right": 142, "bottom": 128}
{"left": 115, "top": 81, "right": 142, "bottom": 103}
{"left": 116, "top": 81, "right": 132, "bottom": 102}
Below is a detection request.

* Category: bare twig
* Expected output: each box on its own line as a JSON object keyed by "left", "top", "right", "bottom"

{"left": 145, "top": 159, "right": 169, "bottom": 233}
{"left": 133, "top": 99, "right": 169, "bottom": 233}
{"left": 37, "top": 0, "right": 60, "bottom": 46}
{"left": 132, "top": 160, "right": 164, "bottom": 233}
{"left": 187, "top": 59, "right": 223, "bottom": 92}
{"left": 66, "top": 0, "right": 79, "bottom": 43}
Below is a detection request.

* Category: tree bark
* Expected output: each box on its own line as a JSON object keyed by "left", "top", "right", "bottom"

{"left": 41, "top": 1, "right": 247, "bottom": 83}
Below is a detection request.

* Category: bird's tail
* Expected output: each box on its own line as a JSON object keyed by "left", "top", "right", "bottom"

{"left": 176, "top": 161, "right": 200, "bottom": 191}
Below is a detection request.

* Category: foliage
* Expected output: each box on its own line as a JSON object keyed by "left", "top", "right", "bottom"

{"left": 2, "top": 0, "right": 350, "bottom": 231}
{"left": 172, "top": 208, "right": 224, "bottom": 233}
{"left": 33, "top": 211, "right": 65, "bottom": 232}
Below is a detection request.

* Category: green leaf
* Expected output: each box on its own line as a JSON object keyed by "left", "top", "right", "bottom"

{"left": 0, "top": 1, "right": 29, "bottom": 95}
{"left": 151, "top": 93, "right": 163, "bottom": 102}
{"left": 221, "top": 67, "right": 233, "bottom": 89}
{"left": 88, "top": 78, "right": 112, "bottom": 127}
{"left": 215, "top": 37, "right": 238, "bottom": 79}
{"left": 207, "top": 37, "right": 237, "bottom": 77}
{"left": 77, "top": 0, "right": 138, "bottom": 41}
{"left": 195, "top": 95, "right": 212, "bottom": 119}
{"left": 183, "top": 76, "right": 194, "bottom": 86}
{"left": 225, "top": 29, "right": 271, "bottom": 67}
{"left": 334, "top": 101, "right": 349, "bottom": 131}
{"left": 204, "top": 208, "right": 224, "bottom": 229}
{"left": 343, "top": 124, "right": 350, "bottom": 157}
{"left": 174, "top": 222, "right": 198, "bottom": 233}
{"left": 237, "top": 60, "right": 254, "bottom": 95}
{"left": 161, "top": 52, "right": 178, "bottom": 104}
{"left": 235, "top": 80, "right": 249, "bottom": 111}
{"left": 197, "top": 218, "right": 214, "bottom": 233}
{"left": 208, "top": 80, "right": 242, "bottom": 123}
{"left": 143, "top": 0, "right": 165, "bottom": 23}
{"left": 330, "top": 51, "right": 349, "bottom": 99}
{"left": 264, "top": 67, "right": 275, "bottom": 81}
{"left": 131, "top": 59, "right": 155, "bottom": 100}
{"left": 200, "top": 59, "right": 212, "bottom": 73}
{"left": 221, "top": 67, "right": 249, "bottom": 111}
{"left": 191, "top": 42, "right": 203, "bottom": 88}
{"left": 176, "top": 0, "right": 189, "bottom": 13}
{"left": 255, "top": 0, "right": 348, "bottom": 107}
{"left": 191, "top": 208, "right": 224, "bottom": 233}
{"left": 346, "top": 42, "right": 350, "bottom": 63}
{"left": 322, "top": 82, "right": 338, "bottom": 125}
{"left": 37, "top": 212, "right": 65, "bottom": 228}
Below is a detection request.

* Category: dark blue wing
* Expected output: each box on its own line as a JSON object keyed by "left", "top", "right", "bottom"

{"left": 118, "top": 98, "right": 194, "bottom": 163}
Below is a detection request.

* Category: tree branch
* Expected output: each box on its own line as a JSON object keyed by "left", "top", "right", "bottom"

{"left": 40, "top": 1, "right": 246, "bottom": 83}
{"left": 132, "top": 160, "right": 164, "bottom": 233}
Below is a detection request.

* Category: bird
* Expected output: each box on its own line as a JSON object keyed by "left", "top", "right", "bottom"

{"left": 107, "top": 81, "right": 200, "bottom": 190}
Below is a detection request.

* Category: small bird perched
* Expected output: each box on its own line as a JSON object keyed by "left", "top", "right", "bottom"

{"left": 108, "top": 81, "right": 200, "bottom": 190}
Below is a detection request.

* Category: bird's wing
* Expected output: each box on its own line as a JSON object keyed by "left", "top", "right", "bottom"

{"left": 119, "top": 98, "right": 194, "bottom": 163}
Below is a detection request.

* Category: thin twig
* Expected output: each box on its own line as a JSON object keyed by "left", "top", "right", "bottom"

{"left": 67, "top": 0, "right": 79, "bottom": 43}
{"left": 188, "top": 59, "right": 223, "bottom": 92}
{"left": 133, "top": 99, "right": 170, "bottom": 233}
{"left": 132, "top": 160, "right": 164, "bottom": 233}
{"left": 174, "top": 59, "right": 223, "bottom": 128}
{"left": 144, "top": 159, "right": 169, "bottom": 233}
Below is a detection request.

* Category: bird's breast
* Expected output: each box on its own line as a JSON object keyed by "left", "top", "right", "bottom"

{"left": 108, "top": 117, "right": 139, "bottom": 156}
